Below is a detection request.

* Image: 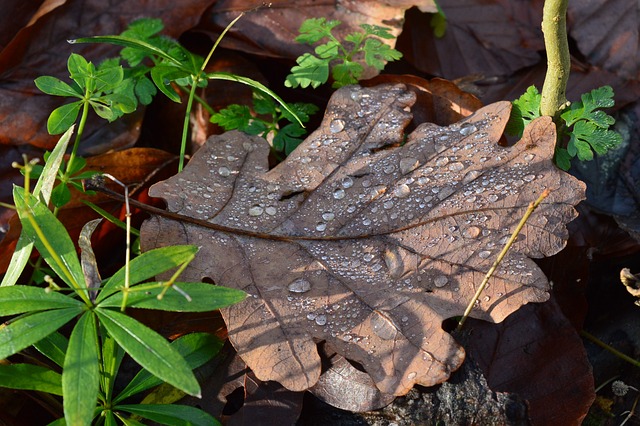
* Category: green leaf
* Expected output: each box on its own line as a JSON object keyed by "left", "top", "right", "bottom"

{"left": 116, "top": 404, "right": 219, "bottom": 426}
{"left": 430, "top": 11, "right": 448, "bottom": 38}
{"left": 150, "top": 65, "right": 187, "bottom": 102}
{"left": 274, "top": 123, "right": 307, "bottom": 154}
{"left": 252, "top": 92, "right": 276, "bottom": 115}
{"left": 114, "top": 333, "right": 222, "bottom": 403}
{"left": 72, "top": 35, "right": 185, "bottom": 68}
{"left": 284, "top": 53, "right": 330, "bottom": 89}
{"left": 134, "top": 76, "right": 157, "bottom": 105}
{"left": 362, "top": 38, "right": 402, "bottom": 70}
{"left": 98, "top": 282, "right": 245, "bottom": 311}
{"left": 94, "top": 64, "right": 124, "bottom": 92}
{"left": 63, "top": 312, "right": 99, "bottom": 426}
{"left": 332, "top": 61, "right": 362, "bottom": 88}
{"left": 34, "top": 76, "right": 82, "bottom": 98}
{"left": 207, "top": 72, "right": 305, "bottom": 128}
{"left": 282, "top": 102, "right": 318, "bottom": 124}
{"left": 561, "top": 85, "right": 616, "bottom": 127}
{"left": 33, "top": 332, "right": 69, "bottom": 367}
{"left": 82, "top": 200, "right": 141, "bottom": 237}
{"left": 210, "top": 104, "right": 253, "bottom": 131}
{"left": 0, "top": 308, "right": 82, "bottom": 359}
{"left": 47, "top": 101, "right": 82, "bottom": 134}
{"left": 14, "top": 187, "right": 87, "bottom": 296}
{"left": 50, "top": 183, "right": 71, "bottom": 208}
{"left": 0, "top": 364, "right": 62, "bottom": 395}
{"left": 360, "top": 23, "right": 396, "bottom": 39}
{"left": 1, "top": 125, "right": 74, "bottom": 288}
{"left": 506, "top": 85, "right": 542, "bottom": 137}
{"left": 314, "top": 42, "right": 340, "bottom": 59}
{"left": 590, "top": 128, "right": 623, "bottom": 155}
{"left": 97, "top": 245, "right": 198, "bottom": 303}
{"left": 295, "top": 18, "right": 340, "bottom": 44}
{"left": 95, "top": 308, "right": 201, "bottom": 397}
{"left": 0, "top": 286, "right": 83, "bottom": 315}
{"left": 101, "top": 334, "right": 125, "bottom": 402}
{"left": 67, "top": 53, "right": 90, "bottom": 88}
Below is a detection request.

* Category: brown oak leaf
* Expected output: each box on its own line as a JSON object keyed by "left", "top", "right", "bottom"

{"left": 140, "top": 83, "right": 585, "bottom": 395}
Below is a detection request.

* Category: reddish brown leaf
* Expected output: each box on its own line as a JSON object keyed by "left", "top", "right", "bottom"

{"left": 467, "top": 296, "right": 595, "bottom": 426}
{"left": 362, "top": 75, "right": 484, "bottom": 126}
{"left": 397, "top": 2, "right": 542, "bottom": 80}
{"left": 568, "top": 0, "right": 640, "bottom": 80}
{"left": 140, "top": 83, "right": 585, "bottom": 395}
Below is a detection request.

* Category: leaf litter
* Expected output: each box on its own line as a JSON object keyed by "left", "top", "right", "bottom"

{"left": 140, "top": 83, "right": 585, "bottom": 396}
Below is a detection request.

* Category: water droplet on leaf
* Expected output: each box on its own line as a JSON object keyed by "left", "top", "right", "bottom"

{"left": 330, "top": 119, "right": 345, "bottom": 133}
{"left": 288, "top": 278, "right": 312, "bottom": 293}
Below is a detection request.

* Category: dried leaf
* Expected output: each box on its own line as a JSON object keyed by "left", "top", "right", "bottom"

{"left": 140, "top": 84, "right": 585, "bottom": 395}
{"left": 398, "top": 2, "right": 542, "bottom": 80}
{"left": 568, "top": 0, "right": 640, "bottom": 80}
{"left": 310, "top": 343, "right": 395, "bottom": 412}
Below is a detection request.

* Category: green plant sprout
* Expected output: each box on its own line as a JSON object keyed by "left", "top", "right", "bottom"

{"left": 285, "top": 17, "right": 403, "bottom": 89}
{"left": 211, "top": 90, "right": 319, "bottom": 155}
{"left": 0, "top": 152, "right": 245, "bottom": 424}
{"left": 506, "top": 85, "right": 622, "bottom": 170}
{"left": 73, "top": 15, "right": 303, "bottom": 171}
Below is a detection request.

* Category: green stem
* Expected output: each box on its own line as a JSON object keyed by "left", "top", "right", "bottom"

{"left": 540, "top": 0, "right": 570, "bottom": 118}
{"left": 193, "top": 92, "right": 216, "bottom": 115}
{"left": 177, "top": 12, "right": 246, "bottom": 171}
{"left": 178, "top": 81, "right": 198, "bottom": 172}
{"left": 581, "top": 330, "right": 640, "bottom": 369}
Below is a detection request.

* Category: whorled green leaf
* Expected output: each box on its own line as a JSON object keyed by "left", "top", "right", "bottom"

{"left": 284, "top": 54, "right": 329, "bottom": 89}
{"left": 115, "top": 404, "right": 219, "bottom": 426}
{"left": 0, "top": 363, "right": 62, "bottom": 395}
{"left": 97, "top": 282, "right": 245, "bottom": 311}
{"left": 34, "top": 76, "right": 82, "bottom": 98}
{"left": 0, "top": 286, "right": 83, "bottom": 315}
{"left": 97, "top": 245, "right": 198, "bottom": 303}
{"left": 67, "top": 53, "right": 91, "bottom": 89}
{"left": 47, "top": 101, "right": 82, "bottom": 134}
{"left": 95, "top": 308, "right": 200, "bottom": 397}
{"left": 114, "top": 332, "right": 222, "bottom": 403}
{"left": 14, "top": 187, "right": 87, "bottom": 299}
{"left": 0, "top": 308, "right": 82, "bottom": 360}
{"left": 33, "top": 331, "right": 69, "bottom": 368}
{"left": 63, "top": 313, "right": 99, "bottom": 426}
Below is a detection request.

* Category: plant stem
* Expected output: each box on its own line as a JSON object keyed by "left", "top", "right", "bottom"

{"left": 540, "top": 0, "right": 570, "bottom": 118}
{"left": 581, "top": 330, "right": 640, "bottom": 369}
{"left": 457, "top": 189, "right": 551, "bottom": 331}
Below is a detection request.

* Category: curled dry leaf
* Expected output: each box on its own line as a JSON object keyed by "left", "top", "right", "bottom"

{"left": 140, "top": 84, "right": 585, "bottom": 395}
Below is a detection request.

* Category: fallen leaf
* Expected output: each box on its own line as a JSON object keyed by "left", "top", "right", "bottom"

{"left": 568, "top": 0, "right": 640, "bottom": 80}
{"left": 309, "top": 342, "right": 396, "bottom": 412}
{"left": 467, "top": 296, "right": 595, "bottom": 426}
{"left": 397, "top": 2, "right": 542, "bottom": 80}
{"left": 140, "top": 83, "right": 585, "bottom": 395}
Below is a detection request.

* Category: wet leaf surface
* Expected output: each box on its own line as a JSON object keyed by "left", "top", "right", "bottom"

{"left": 141, "top": 83, "right": 585, "bottom": 395}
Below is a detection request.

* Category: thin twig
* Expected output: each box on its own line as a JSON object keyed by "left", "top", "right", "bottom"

{"left": 457, "top": 189, "right": 551, "bottom": 331}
